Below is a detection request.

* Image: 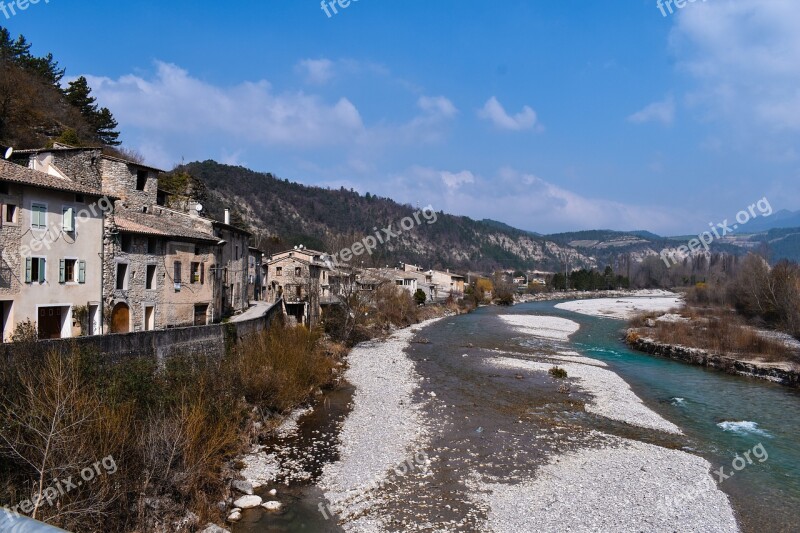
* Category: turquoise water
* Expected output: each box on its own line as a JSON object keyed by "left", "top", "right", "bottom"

{"left": 521, "top": 301, "right": 800, "bottom": 532}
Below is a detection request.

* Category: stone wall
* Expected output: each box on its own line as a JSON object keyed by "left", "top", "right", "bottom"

{"left": 627, "top": 331, "right": 800, "bottom": 388}
{"left": 0, "top": 300, "right": 283, "bottom": 363}
{"left": 99, "top": 159, "right": 157, "bottom": 206}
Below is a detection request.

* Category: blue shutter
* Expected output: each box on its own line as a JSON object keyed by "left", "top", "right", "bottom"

{"left": 38, "top": 258, "right": 46, "bottom": 282}
{"left": 78, "top": 261, "right": 86, "bottom": 284}
{"left": 59, "top": 259, "right": 65, "bottom": 283}
{"left": 25, "top": 257, "right": 32, "bottom": 283}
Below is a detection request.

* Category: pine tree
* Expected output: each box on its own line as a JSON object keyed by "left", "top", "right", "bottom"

{"left": 64, "top": 76, "right": 121, "bottom": 146}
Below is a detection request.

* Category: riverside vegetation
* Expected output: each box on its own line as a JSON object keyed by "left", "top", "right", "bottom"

{"left": 626, "top": 253, "right": 800, "bottom": 381}
{"left": 0, "top": 285, "right": 467, "bottom": 532}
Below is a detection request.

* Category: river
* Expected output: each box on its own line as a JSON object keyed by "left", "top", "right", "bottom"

{"left": 236, "top": 299, "right": 800, "bottom": 532}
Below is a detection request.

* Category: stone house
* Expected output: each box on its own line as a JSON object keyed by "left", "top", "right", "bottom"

{"left": 429, "top": 269, "right": 466, "bottom": 300}
{"left": 107, "top": 206, "right": 220, "bottom": 332}
{"left": 265, "top": 246, "right": 331, "bottom": 326}
{"left": 16, "top": 146, "right": 253, "bottom": 330}
{"left": 0, "top": 159, "right": 108, "bottom": 341}
{"left": 248, "top": 247, "right": 265, "bottom": 301}
{"left": 211, "top": 213, "right": 252, "bottom": 317}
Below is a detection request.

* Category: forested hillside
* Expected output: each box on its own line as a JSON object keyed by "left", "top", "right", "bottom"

{"left": 0, "top": 26, "right": 120, "bottom": 149}
{"left": 166, "top": 160, "right": 597, "bottom": 272}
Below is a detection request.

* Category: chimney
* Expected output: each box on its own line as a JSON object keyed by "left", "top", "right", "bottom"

{"left": 224, "top": 208, "right": 230, "bottom": 225}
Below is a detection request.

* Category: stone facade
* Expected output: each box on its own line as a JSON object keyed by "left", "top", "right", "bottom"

{"left": 265, "top": 248, "right": 330, "bottom": 326}
{"left": 15, "top": 147, "right": 256, "bottom": 334}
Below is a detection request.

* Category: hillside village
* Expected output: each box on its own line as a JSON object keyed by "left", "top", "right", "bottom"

{"left": 0, "top": 146, "right": 495, "bottom": 341}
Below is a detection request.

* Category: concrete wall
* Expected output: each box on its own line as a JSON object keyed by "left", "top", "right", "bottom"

{"left": 0, "top": 300, "right": 284, "bottom": 363}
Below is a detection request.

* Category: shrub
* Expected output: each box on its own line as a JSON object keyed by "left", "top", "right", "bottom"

{"left": 549, "top": 366, "right": 568, "bottom": 379}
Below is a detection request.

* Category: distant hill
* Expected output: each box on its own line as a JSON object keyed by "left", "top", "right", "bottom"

{"left": 168, "top": 161, "right": 600, "bottom": 272}
{"left": 739, "top": 209, "right": 800, "bottom": 233}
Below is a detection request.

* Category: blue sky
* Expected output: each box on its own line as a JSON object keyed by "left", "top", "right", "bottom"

{"left": 6, "top": 0, "right": 800, "bottom": 234}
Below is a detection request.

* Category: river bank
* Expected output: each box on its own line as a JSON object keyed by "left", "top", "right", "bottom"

{"left": 283, "top": 295, "right": 743, "bottom": 531}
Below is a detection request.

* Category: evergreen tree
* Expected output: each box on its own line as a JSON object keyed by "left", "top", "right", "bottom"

{"left": 64, "top": 76, "right": 121, "bottom": 146}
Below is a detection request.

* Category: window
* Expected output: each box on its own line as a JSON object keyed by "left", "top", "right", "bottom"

{"left": 62, "top": 207, "right": 75, "bottom": 232}
{"left": 25, "top": 257, "right": 46, "bottom": 283}
{"left": 31, "top": 203, "right": 46, "bottom": 229}
{"left": 235, "top": 245, "right": 239, "bottom": 260}
{"left": 174, "top": 261, "right": 182, "bottom": 286}
{"left": 190, "top": 262, "right": 200, "bottom": 284}
{"left": 5, "top": 204, "right": 16, "bottom": 223}
{"left": 194, "top": 246, "right": 200, "bottom": 256}
{"left": 276, "top": 267, "right": 283, "bottom": 276}
{"left": 147, "top": 237, "right": 158, "bottom": 254}
{"left": 116, "top": 263, "right": 129, "bottom": 290}
{"left": 295, "top": 267, "right": 302, "bottom": 276}
{"left": 60, "top": 259, "right": 77, "bottom": 283}
{"left": 136, "top": 170, "right": 148, "bottom": 191}
{"left": 146, "top": 265, "right": 156, "bottom": 290}
{"left": 121, "top": 234, "right": 132, "bottom": 253}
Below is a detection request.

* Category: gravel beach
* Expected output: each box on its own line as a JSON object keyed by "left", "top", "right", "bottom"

{"left": 318, "top": 318, "right": 444, "bottom": 529}
{"left": 555, "top": 295, "right": 683, "bottom": 320}
{"left": 474, "top": 433, "right": 739, "bottom": 533}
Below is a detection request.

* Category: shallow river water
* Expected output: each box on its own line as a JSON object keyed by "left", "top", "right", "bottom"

{"left": 237, "top": 300, "right": 800, "bottom": 532}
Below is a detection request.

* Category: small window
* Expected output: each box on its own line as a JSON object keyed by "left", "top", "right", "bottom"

{"left": 121, "top": 234, "right": 132, "bottom": 253}
{"left": 5, "top": 204, "right": 17, "bottom": 223}
{"left": 235, "top": 245, "right": 239, "bottom": 260}
{"left": 190, "top": 262, "right": 200, "bottom": 284}
{"left": 147, "top": 237, "right": 158, "bottom": 254}
{"left": 61, "top": 259, "right": 77, "bottom": 283}
{"left": 146, "top": 264, "right": 156, "bottom": 289}
{"left": 25, "top": 257, "right": 46, "bottom": 283}
{"left": 62, "top": 207, "right": 75, "bottom": 232}
{"left": 136, "top": 170, "right": 148, "bottom": 191}
{"left": 194, "top": 246, "right": 201, "bottom": 256}
{"left": 276, "top": 267, "right": 283, "bottom": 276}
{"left": 295, "top": 267, "right": 302, "bottom": 276}
{"left": 31, "top": 203, "right": 46, "bottom": 229}
{"left": 116, "top": 263, "right": 128, "bottom": 290}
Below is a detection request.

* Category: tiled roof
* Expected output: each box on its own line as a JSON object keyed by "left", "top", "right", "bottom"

{"left": 14, "top": 146, "right": 165, "bottom": 173}
{"left": 114, "top": 207, "right": 220, "bottom": 243}
{"left": 0, "top": 159, "right": 106, "bottom": 197}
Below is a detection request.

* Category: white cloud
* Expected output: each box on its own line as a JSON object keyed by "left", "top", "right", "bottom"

{"left": 671, "top": 0, "right": 800, "bottom": 130}
{"left": 417, "top": 96, "right": 458, "bottom": 118}
{"left": 296, "top": 58, "right": 335, "bottom": 84}
{"left": 384, "top": 166, "right": 681, "bottom": 234}
{"left": 84, "top": 61, "right": 363, "bottom": 150}
{"left": 478, "top": 96, "right": 541, "bottom": 131}
{"left": 628, "top": 97, "right": 676, "bottom": 125}
{"left": 440, "top": 170, "right": 475, "bottom": 190}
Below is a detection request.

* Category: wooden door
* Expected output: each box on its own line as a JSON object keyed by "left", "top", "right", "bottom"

{"left": 111, "top": 303, "right": 130, "bottom": 334}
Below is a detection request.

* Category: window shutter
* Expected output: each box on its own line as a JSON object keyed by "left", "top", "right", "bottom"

{"left": 38, "top": 258, "right": 46, "bottom": 282}
{"left": 63, "top": 207, "right": 74, "bottom": 232}
{"left": 201, "top": 263, "right": 205, "bottom": 285}
{"left": 25, "top": 257, "right": 32, "bottom": 283}
{"left": 59, "top": 259, "right": 65, "bottom": 283}
{"left": 174, "top": 262, "right": 181, "bottom": 284}
{"left": 78, "top": 260, "right": 86, "bottom": 284}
